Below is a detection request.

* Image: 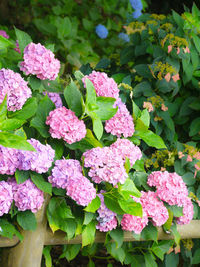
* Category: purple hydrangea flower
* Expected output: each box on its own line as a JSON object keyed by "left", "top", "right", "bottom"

{"left": 130, "top": 0, "right": 143, "bottom": 10}
{"left": 0, "top": 30, "right": 9, "bottom": 39}
{"left": 0, "top": 181, "right": 13, "bottom": 216}
{"left": 43, "top": 91, "right": 62, "bottom": 108}
{"left": 132, "top": 9, "right": 142, "bottom": 19}
{"left": 0, "top": 145, "right": 19, "bottom": 175}
{"left": 118, "top": 32, "right": 130, "bottom": 42}
{"left": 95, "top": 24, "right": 108, "bottom": 39}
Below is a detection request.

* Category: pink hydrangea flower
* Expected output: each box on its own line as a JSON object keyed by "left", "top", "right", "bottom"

{"left": 177, "top": 47, "right": 180, "bottom": 54}
{"left": 172, "top": 73, "right": 180, "bottom": 82}
{"left": 143, "top": 102, "right": 154, "bottom": 112}
{"left": 48, "top": 159, "right": 83, "bottom": 189}
{"left": 83, "top": 146, "right": 128, "bottom": 185}
{"left": 121, "top": 213, "right": 148, "bottom": 234}
{"left": 110, "top": 138, "right": 142, "bottom": 166}
{"left": 167, "top": 45, "right": 172, "bottom": 53}
{"left": 82, "top": 71, "right": 119, "bottom": 99}
{"left": 11, "top": 179, "right": 44, "bottom": 213}
{"left": 105, "top": 99, "right": 135, "bottom": 138}
{"left": 176, "top": 197, "right": 194, "bottom": 225}
{"left": 46, "top": 107, "right": 86, "bottom": 144}
{"left": 161, "top": 103, "right": 168, "bottom": 111}
{"left": 96, "top": 193, "right": 117, "bottom": 232}
{"left": 0, "top": 30, "right": 9, "bottom": 39}
{"left": 183, "top": 47, "right": 190, "bottom": 53}
{"left": 147, "top": 171, "right": 188, "bottom": 207}
{"left": 18, "top": 138, "right": 55, "bottom": 173}
{"left": 164, "top": 73, "right": 171, "bottom": 82}
{"left": 187, "top": 155, "right": 193, "bottom": 162}
{"left": 20, "top": 42, "right": 60, "bottom": 80}
{"left": 0, "top": 145, "right": 19, "bottom": 175}
{"left": 0, "top": 68, "right": 32, "bottom": 111}
{"left": 0, "top": 181, "right": 13, "bottom": 216}
{"left": 43, "top": 91, "right": 62, "bottom": 108}
{"left": 66, "top": 175, "right": 96, "bottom": 206}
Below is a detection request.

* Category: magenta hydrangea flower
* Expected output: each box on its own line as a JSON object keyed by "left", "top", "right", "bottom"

{"left": 43, "top": 91, "right": 62, "bottom": 108}
{"left": 48, "top": 159, "right": 83, "bottom": 189}
{"left": 83, "top": 146, "right": 128, "bottom": 185}
{"left": 46, "top": 106, "right": 86, "bottom": 144}
{"left": 176, "top": 197, "right": 194, "bottom": 225}
{"left": 105, "top": 99, "right": 135, "bottom": 138}
{"left": 0, "top": 30, "right": 9, "bottom": 39}
{"left": 66, "top": 175, "right": 96, "bottom": 206}
{"left": 0, "top": 181, "right": 13, "bottom": 216}
{"left": 14, "top": 40, "right": 21, "bottom": 54}
{"left": 82, "top": 71, "right": 119, "bottom": 99}
{"left": 18, "top": 138, "right": 55, "bottom": 173}
{"left": 20, "top": 42, "right": 60, "bottom": 80}
{"left": 0, "top": 68, "right": 32, "bottom": 111}
{"left": 11, "top": 179, "right": 44, "bottom": 213}
{"left": 0, "top": 145, "right": 19, "bottom": 175}
{"left": 110, "top": 138, "right": 142, "bottom": 166}
{"left": 96, "top": 193, "right": 117, "bottom": 232}
{"left": 121, "top": 213, "right": 148, "bottom": 234}
{"left": 147, "top": 171, "right": 188, "bottom": 207}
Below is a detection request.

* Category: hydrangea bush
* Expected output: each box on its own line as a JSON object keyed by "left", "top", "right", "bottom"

{"left": 0, "top": 20, "right": 199, "bottom": 266}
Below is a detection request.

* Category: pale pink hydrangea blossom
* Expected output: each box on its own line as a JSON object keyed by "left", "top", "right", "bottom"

{"left": 18, "top": 138, "right": 55, "bottom": 173}
{"left": 143, "top": 102, "right": 154, "bottom": 112}
{"left": 83, "top": 146, "right": 128, "bottom": 185}
{"left": 0, "top": 181, "right": 13, "bottom": 216}
{"left": 0, "top": 30, "right": 9, "bottom": 39}
{"left": 46, "top": 107, "right": 86, "bottom": 144}
{"left": 43, "top": 91, "right": 62, "bottom": 108}
{"left": 0, "top": 145, "right": 19, "bottom": 175}
{"left": 66, "top": 175, "right": 96, "bottom": 206}
{"left": 96, "top": 193, "right": 117, "bottom": 232}
{"left": 48, "top": 159, "right": 83, "bottom": 188}
{"left": 121, "top": 213, "right": 148, "bottom": 233}
{"left": 0, "top": 68, "right": 32, "bottom": 111}
{"left": 82, "top": 71, "right": 119, "bottom": 99}
{"left": 176, "top": 197, "right": 194, "bottom": 225}
{"left": 20, "top": 42, "right": 60, "bottom": 80}
{"left": 110, "top": 138, "right": 142, "bottom": 166}
{"left": 105, "top": 98, "right": 135, "bottom": 138}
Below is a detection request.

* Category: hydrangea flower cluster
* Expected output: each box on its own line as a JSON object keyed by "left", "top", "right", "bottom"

{"left": 0, "top": 68, "right": 32, "bottom": 111}
{"left": 96, "top": 193, "right": 117, "bottom": 232}
{"left": 18, "top": 139, "right": 55, "bottom": 173}
{"left": 0, "top": 30, "right": 9, "bottom": 39}
{"left": 44, "top": 91, "right": 62, "bottom": 108}
{"left": 20, "top": 43, "right": 60, "bottom": 80}
{"left": 130, "top": 0, "right": 143, "bottom": 18}
{"left": 0, "top": 145, "right": 19, "bottom": 175}
{"left": 121, "top": 213, "right": 148, "bottom": 234}
{"left": 105, "top": 98, "right": 135, "bottom": 138}
{"left": 48, "top": 159, "right": 96, "bottom": 206}
{"left": 83, "top": 146, "right": 128, "bottom": 185}
{"left": 0, "top": 181, "right": 13, "bottom": 216}
{"left": 176, "top": 197, "right": 194, "bottom": 225}
{"left": 118, "top": 33, "right": 130, "bottom": 42}
{"left": 82, "top": 71, "right": 119, "bottom": 99}
{"left": 9, "top": 178, "right": 44, "bottom": 213}
{"left": 110, "top": 138, "right": 142, "bottom": 166}
{"left": 95, "top": 24, "right": 108, "bottom": 39}
{"left": 46, "top": 106, "right": 86, "bottom": 144}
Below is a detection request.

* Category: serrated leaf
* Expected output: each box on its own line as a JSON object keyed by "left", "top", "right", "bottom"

{"left": 152, "top": 240, "right": 174, "bottom": 261}
{"left": 144, "top": 252, "right": 157, "bottom": 267}
{"left": 141, "top": 223, "right": 158, "bottom": 242}
{"left": 84, "top": 196, "right": 101, "bottom": 213}
{"left": 82, "top": 220, "right": 96, "bottom": 247}
{"left": 118, "top": 198, "right": 142, "bottom": 216}
{"left": 14, "top": 27, "right": 32, "bottom": 53}
{"left": 17, "top": 211, "right": 37, "bottom": 231}
{"left": 31, "top": 172, "right": 52, "bottom": 194}
{"left": 120, "top": 179, "right": 141, "bottom": 198}
{"left": 15, "top": 169, "right": 29, "bottom": 184}
{"left": 0, "top": 119, "right": 25, "bottom": 131}
{"left": 138, "top": 130, "right": 166, "bottom": 149}
{"left": 109, "top": 229, "right": 124, "bottom": 248}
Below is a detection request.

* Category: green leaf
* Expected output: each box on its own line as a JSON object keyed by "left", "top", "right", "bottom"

{"left": 119, "top": 179, "right": 141, "bottom": 198}
{"left": 31, "top": 173, "right": 52, "bottom": 194}
{"left": 132, "top": 101, "right": 141, "bottom": 120}
{"left": 91, "top": 114, "right": 103, "bottom": 140}
{"left": 118, "top": 198, "right": 142, "bottom": 216}
{"left": 85, "top": 78, "right": 96, "bottom": 107}
{"left": 152, "top": 240, "right": 174, "bottom": 261}
{"left": 138, "top": 130, "right": 166, "bottom": 149}
{"left": 163, "top": 208, "right": 173, "bottom": 232}
{"left": 0, "top": 95, "right": 7, "bottom": 121}
{"left": 96, "top": 58, "right": 111, "bottom": 69}
{"left": 158, "top": 111, "right": 175, "bottom": 133}
{"left": 192, "top": 248, "right": 200, "bottom": 264}
{"left": 88, "top": 259, "right": 95, "bottom": 267}
{"left": 132, "top": 159, "right": 145, "bottom": 172}
{"left": 94, "top": 97, "right": 117, "bottom": 121}
{"left": 83, "top": 212, "right": 95, "bottom": 225}
{"left": 140, "top": 109, "right": 150, "bottom": 127}
{"left": 165, "top": 252, "right": 179, "bottom": 267}
{"left": 0, "top": 35, "right": 14, "bottom": 49}
{"left": 189, "top": 117, "right": 200, "bottom": 136}
{"left": 106, "top": 243, "right": 126, "bottom": 264}
{"left": 17, "top": 211, "right": 37, "bottom": 231}
{"left": 133, "top": 82, "right": 153, "bottom": 98}
{"left": 30, "top": 95, "right": 55, "bottom": 138}
{"left": 84, "top": 196, "right": 101, "bottom": 213}
{"left": 14, "top": 27, "right": 32, "bottom": 53}
{"left": 43, "top": 246, "right": 52, "bottom": 267}
{"left": 0, "top": 219, "right": 23, "bottom": 241}
{"left": 8, "top": 98, "right": 38, "bottom": 120}
{"left": 134, "top": 64, "right": 152, "bottom": 79}
{"left": 15, "top": 169, "right": 29, "bottom": 184}
{"left": 0, "top": 119, "right": 25, "bottom": 131}
{"left": 82, "top": 220, "right": 96, "bottom": 247}
{"left": 141, "top": 223, "right": 158, "bottom": 242}
{"left": 28, "top": 76, "right": 44, "bottom": 92}
{"left": 64, "top": 80, "right": 83, "bottom": 117}
{"left": 56, "top": 17, "right": 71, "bottom": 39}
{"left": 172, "top": 10, "right": 184, "bottom": 27}
{"left": 109, "top": 229, "right": 124, "bottom": 248}
{"left": 0, "top": 132, "right": 35, "bottom": 150}
{"left": 60, "top": 244, "right": 81, "bottom": 262}
{"left": 191, "top": 33, "right": 200, "bottom": 54}
{"left": 167, "top": 205, "right": 183, "bottom": 217}
{"left": 170, "top": 223, "right": 181, "bottom": 246}
{"left": 104, "top": 193, "right": 125, "bottom": 215}
{"left": 144, "top": 252, "right": 157, "bottom": 267}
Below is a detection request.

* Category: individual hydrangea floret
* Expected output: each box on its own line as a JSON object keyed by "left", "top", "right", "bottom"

{"left": 0, "top": 68, "right": 32, "bottom": 111}
{"left": 147, "top": 171, "right": 188, "bottom": 207}
{"left": 82, "top": 71, "right": 119, "bottom": 99}
{"left": 11, "top": 179, "right": 44, "bottom": 213}
{"left": 46, "top": 107, "right": 86, "bottom": 144}
{"left": 96, "top": 193, "right": 117, "bottom": 232}
{"left": 0, "top": 145, "right": 19, "bottom": 175}
{"left": 121, "top": 213, "right": 148, "bottom": 234}
{"left": 66, "top": 175, "right": 96, "bottom": 206}
{"left": 105, "top": 99, "right": 135, "bottom": 138}
{"left": 129, "top": 0, "right": 143, "bottom": 10}
{"left": 18, "top": 138, "right": 55, "bottom": 173}
{"left": 83, "top": 146, "right": 128, "bottom": 185}
{"left": 118, "top": 33, "right": 130, "bottom": 42}
{"left": 176, "top": 197, "right": 194, "bottom": 225}
{"left": 48, "top": 159, "right": 83, "bottom": 189}
{"left": 44, "top": 91, "right": 62, "bottom": 108}
{"left": 0, "top": 30, "right": 9, "bottom": 39}
{"left": 95, "top": 24, "right": 108, "bottom": 39}
{"left": 110, "top": 138, "right": 142, "bottom": 166}
{"left": 20, "top": 42, "right": 60, "bottom": 80}
{"left": 0, "top": 181, "right": 13, "bottom": 216}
